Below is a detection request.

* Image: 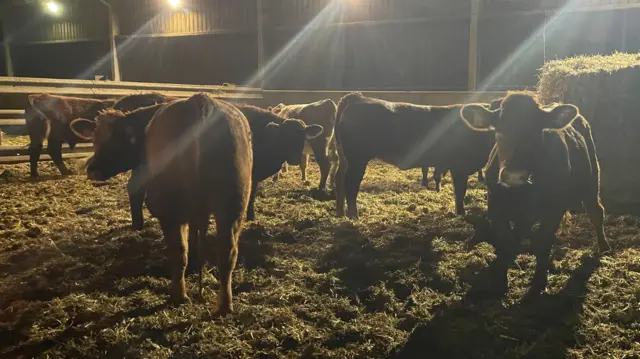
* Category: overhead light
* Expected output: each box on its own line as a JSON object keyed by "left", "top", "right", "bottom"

{"left": 45, "top": 1, "right": 62, "bottom": 15}
{"left": 168, "top": 0, "right": 180, "bottom": 8}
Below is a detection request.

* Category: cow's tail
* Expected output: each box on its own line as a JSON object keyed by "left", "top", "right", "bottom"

{"left": 332, "top": 93, "right": 363, "bottom": 212}
{"left": 185, "top": 93, "right": 215, "bottom": 295}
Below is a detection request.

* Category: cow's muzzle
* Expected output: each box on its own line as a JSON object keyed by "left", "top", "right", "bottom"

{"left": 498, "top": 167, "right": 531, "bottom": 188}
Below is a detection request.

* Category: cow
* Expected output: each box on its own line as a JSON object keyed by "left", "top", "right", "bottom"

{"left": 421, "top": 167, "right": 484, "bottom": 192}
{"left": 27, "top": 92, "right": 177, "bottom": 178}
{"left": 144, "top": 93, "right": 253, "bottom": 312}
{"left": 76, "top": 93, "right": 253, "bottom": 312}
{"left": 268, "top": 100, "right": 338, "bottom": 191}
{"left": 71, "top": 103, "right": 322, "bottom": 229}
{"left": 236, "top": 105, "right": 323, "bottom": 220}
{"left": 419, "top": 98, "right": 503, "bottom": 191}
{"left": 334, "top": 92, "right": 497, "bottom": 219}
{"left": 459, "top": 91, "right": 611, "bottom": 294}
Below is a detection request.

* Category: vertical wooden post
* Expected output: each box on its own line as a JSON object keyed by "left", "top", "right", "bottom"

{"left": 107, "top": 5, "right": 121, "bottom": 81}
{"left": 256, "top": 0, "right": 265, "bottom": 88}
{"left": 468, "top": 0, "right": 480, "bottom": 91}
{"left": 1, "top": 21, "right": 14, "bottom": 77}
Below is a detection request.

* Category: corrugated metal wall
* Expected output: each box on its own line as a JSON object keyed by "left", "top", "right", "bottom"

{"left": 1, "top": 0, "right": 640, "bottom": 88}
{"left": 2, "top": 0, "right": 108, "bottom": 44}
{"left": 114, "top": 0, "right": 257, "bottom": 36}
{"left": 117, "top": 33, "right": 258, "bottom": 85}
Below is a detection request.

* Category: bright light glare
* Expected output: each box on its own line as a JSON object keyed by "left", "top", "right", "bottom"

{"left": 168, "top": 0, "right": 180, "bottom": 8}
{"left": 46, "top": 1, "right": 61, "bottom": 15}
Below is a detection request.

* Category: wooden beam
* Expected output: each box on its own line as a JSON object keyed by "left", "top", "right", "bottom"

{"left": 107, "top": 3, "right": 121, "bottom": 81}
{"left": 0, "top": 152, "right": 92, "bottom": 165}
{"left": 468, "top": 0, "right": 480, "bottom": 91}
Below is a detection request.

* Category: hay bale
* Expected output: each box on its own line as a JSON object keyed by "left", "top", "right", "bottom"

{"left": 538, "top": 52, "right": 640, "bottom": 212}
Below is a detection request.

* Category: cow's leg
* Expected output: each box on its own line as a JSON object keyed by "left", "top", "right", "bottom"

{"left": 300, "top": 154, "right": 309, "bottom": 182}
{"left": 213, "top": 214, "right": 242, "bottom": 316}
{"left": 186, "top": 216, "right": 209, "bottom": 290}
{"left": 451, "top": 171, "right": 469, "bottom": 216}
{"left": 583, "top": 197, "right": 611, "bottom": 254}
{"left": 477, "top": 170, "right": 485, "bottom": 184}
{"left": 328, "top": 161, "right": 338, "bottom": 189}
{"left": 161, "top": 221, "right": 190, "bottom": 305}
{"left": 47, "top": 139, "right": 71, "bottom": 176}
{"left": 530, "top": 210, "right": 565, "bottom": 293}
{"left": 344, "top": 160, "right": 368, "bottom": 219}
{"left": 336, "top": 156, "right": 348, "bottom": 217}
{"left": 311, "top": 140, "right": 331, "bottom": 191}
{"left": 28, "top": 143, "right": 43, "bottom": 178}
{"left": 247, "top": 181, "right": 259, "bottom": 221}
{"left": 127, "top": 167, "right": 145, "bottom": 231}
{"left": 434, "top": 168, "right": 447, "bottom": 192}
{"left": 421, "top": 167, "right": 430, "bottom": 187}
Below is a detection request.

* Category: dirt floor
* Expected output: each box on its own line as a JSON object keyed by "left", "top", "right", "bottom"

{"left": 0, "top": 142, "right": 639, "bottom": 358}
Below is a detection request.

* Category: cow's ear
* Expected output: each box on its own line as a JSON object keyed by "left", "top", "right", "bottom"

{"left": 70, "top": 118, "right": 96, "bottom": 141}
{"left": 545, "top": 104, "right": 579, "bottom": 129}
{"left": 304, "top": 124, "right": 323, "bottom": 139}
{"left": 460, "top": 104, "right": 496, "bottom": 131}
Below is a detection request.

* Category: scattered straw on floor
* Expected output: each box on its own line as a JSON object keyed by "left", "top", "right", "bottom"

{"left": 0, "top": 159, "right": 638, "bottom": 359}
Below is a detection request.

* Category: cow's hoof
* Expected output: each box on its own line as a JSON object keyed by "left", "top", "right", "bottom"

{"left": 597, "top": 241, "right": 612, "bottom": 256}
{"left": 131, "top": 223, "right": 144, "bottom": 231}
{"left": 169, "top": 294, "right": 191, "bottom": 306}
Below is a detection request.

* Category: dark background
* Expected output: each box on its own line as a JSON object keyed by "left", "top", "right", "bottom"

{"left": 1, "top": 0, "right": 639, "bottom": 90}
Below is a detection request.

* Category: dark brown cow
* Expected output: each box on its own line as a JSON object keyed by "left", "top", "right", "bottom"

{"left": 142, "top": 93, "right": 252, "bottom": 311}
{"left": 27, "top": 92, "right": 175, "bottom": 178}
{"left": 334, "top": 93, "right": 496, "bottom": 219}
{"left": 460, "top": 91, "right": 611, "bottom": 294}
{"left": 237, "top": 105, "right": 323, "bottom": 220}
{"left": 420, "top": 98, "right": 503, "bottom": 191}
{"left": 269, "top": 99, "right": 337, "bottom": 191}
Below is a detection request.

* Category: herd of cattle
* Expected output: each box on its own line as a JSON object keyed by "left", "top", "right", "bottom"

{"left": 21, "top": 90, "right": 612, "bottom": 315}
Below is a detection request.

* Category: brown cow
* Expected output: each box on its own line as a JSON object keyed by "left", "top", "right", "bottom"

{"left": 27, "top": 92, "right": 175, "bottom": 178}
{"left": 334, "top": 93, "right": 496, "bottom": 219}
{"left": 269, "top": 99, "right": 338, "bottom": 191}
{"left": 420, "top": 98, "right": 503, "bottom": 191}
{"left": 145, "top": 93, "right": 252, "bottom": 311}
{"left": 237, "top": 105, "right": 323, "bottom": 220}
{"left": 460, "top": 91, "right": 611, "bottom": 294}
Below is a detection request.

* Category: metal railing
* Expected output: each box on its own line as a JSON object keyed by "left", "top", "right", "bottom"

{"left": 0, "top": 76, "right": 264, "bottom": 165}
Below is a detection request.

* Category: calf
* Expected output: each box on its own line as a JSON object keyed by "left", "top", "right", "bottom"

{"left": 144, "top": 93, "right": 253, "bottom": 312}
{"left": 420, "top": 98, "right": 503, "bottom": 191}
{"left": 460, "top": 91, "right": 611, "bottom": 294}
{"left": 334, "top": 93, "right": 496, "bottom": 219}
{"left": 269, "top": 99, "right": 337, "bottom": 191}
{"left": 70, "top": 103, "right": 167, "bottom": 230}
{"left": 27, "top": 92, "right": 175, "bottom": 177}
{"left": 237, "top": 105, "right": 323, "bottom": 220}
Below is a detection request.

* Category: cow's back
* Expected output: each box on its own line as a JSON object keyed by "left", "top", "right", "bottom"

{"left": 145, "top": 94, "right": 252, "bottom": 222}
{"left": 338, "top": 97, "right": 481, "bottom": 170}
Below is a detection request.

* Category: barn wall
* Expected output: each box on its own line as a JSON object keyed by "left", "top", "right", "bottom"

{"left": 10, "top": 40, "right": 112, "bottom": 80}
{"left": 1, "top": 0, "right": 640, "bottom": 90}
{"left": 117, "top": 33, "right": 258, "bottom": 85}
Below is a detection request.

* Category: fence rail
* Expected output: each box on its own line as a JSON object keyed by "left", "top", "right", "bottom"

{"left": 0, "top": 76, "right": 265, "bottom": 165}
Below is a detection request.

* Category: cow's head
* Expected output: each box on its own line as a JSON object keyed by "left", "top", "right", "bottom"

{"left": 70, "top": 109, "right": 141, "bottom": 181}
{"left": 266, "top": 119, "right": 323, "bottom": 166}
{"left": 460, "top": 92, "right": 579, "bottom": 188}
